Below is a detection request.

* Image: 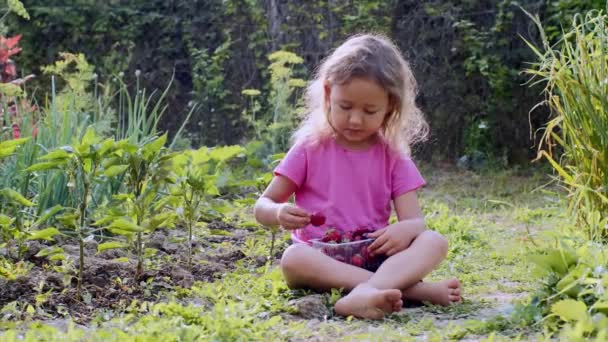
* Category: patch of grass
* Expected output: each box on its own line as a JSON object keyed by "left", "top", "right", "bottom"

{"left": 0, "top": 165, "right": 569, "bottom": 341}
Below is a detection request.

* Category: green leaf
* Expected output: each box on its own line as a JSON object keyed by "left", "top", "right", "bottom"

{"left": 206, "top": 184, "right": 220, "bottom": 196}
{"left": 83, "top": 158, "right": 92, "bottom": 173}
{"left": 97, "top": 241, "right": 128, "bottom": 253}
{"left": 35, "top": 246, "right": 64, "bottom": 258}
{"left": 209, "top": 145, "right": 244, "bottom": 162}
{"left": 0, "top": 265, "right": 16, "bottom": 280}
{"left": 26, "top": 161, "right": 64, "bottom": 172}
{"left": 1, "top": 188, "right": 34, "bottom": 206}
{"left": 98, "top": 138, "right": 116, "bottom": 156}
{"left": 0, "top": 147, "right": 17, "bottom": 159}
{"left": 0, "top": 138, "right": 30, "bottom": 150}
{"left": 143, "top": 134, "right": 167, "bottom": 158}
{"left": 551, "top": 299, "right": 588, "bottom": 322}
{"left": 592, "top": 302, "right": 608, "bottom": 314}
{"left": 530, "top": 248, "right": 577, "bottom": 276}
{"left": 92, "top": 216, "right": 115, "bottom": 227}
{"left": 49, "top": 254, "right": 65, "bottom": 261}
{"left": 39, "top": 149, "right": 71, "bottom": 161}
{"left": 57, "top": 213, "right": 78, "bottom": 228}
{"left": 144, "top": 212, "right": 175, "bottom": 231}
{"left": 34, "top": 205, "right": 63, "bottom": 226}
{"left": 0, "top": 83, "right": 23, "bottom": 96}
{"left": 0, "top": 214, "right": 14, "bottom": 226}
{"left": 209, "top": 229, "right": 232, "bottom": 236}
{"left": 81, "top": 127, "right": 99, "bottom": 146}
{"left": 0, "top": 138, "right": 29, "bottom": 159}
{"left": 27, "top": 228, "right": 61, "bottom": 241}
{"left": 104, "top": 165, "right": 129, "bottom": 177}
{"left": 108, "top": 218, "right": 144, "bottom": 232}
{"left": 112, "top": 193, "right": 134, "bottom": 201}
{"left": 112, "top": 257, "right": 130, "bottom": 263}
{"left": 191, "top": 147, "right": 210, "bottom": 165}
{"left": 538, "top": 151, "right": 574, "bottom": 184}
{"left": 240, "top": 220, "right": 260, "bottom": 228}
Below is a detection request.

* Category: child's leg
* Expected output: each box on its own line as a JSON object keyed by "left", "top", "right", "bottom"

{"left": 333, "top": 230, "right": 461, "bottom": 318}
{"left": 281, "top": 242, "right": 403, "bottom": 319}
{"left": 281, "top": 230, "right": 461, "bottom": 319}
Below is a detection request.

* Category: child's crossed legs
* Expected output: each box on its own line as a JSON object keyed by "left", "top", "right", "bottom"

{"left": 281, "top": 230, "right": 462, "bottom": 319}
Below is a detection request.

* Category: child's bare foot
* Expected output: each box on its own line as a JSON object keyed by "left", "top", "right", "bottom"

{"left": 410, "top": 278, "right": 461, "bottom": 306}
{"left": 334, "top": 283, "right": 403, "bottom": 319}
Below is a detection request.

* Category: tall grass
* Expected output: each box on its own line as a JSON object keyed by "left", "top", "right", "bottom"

{"left": 34, "top": 77, "right": 114, "bottom": 212}
{"left": 2, "top": 71, "right": 193, "bottom": 215}
{"left": 524, "top": 9, "right": 608, "bottom": 240}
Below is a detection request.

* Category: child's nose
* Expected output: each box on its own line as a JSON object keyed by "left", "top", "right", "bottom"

{"left": 348, "top": 112, "right": 363, "bottom": 125}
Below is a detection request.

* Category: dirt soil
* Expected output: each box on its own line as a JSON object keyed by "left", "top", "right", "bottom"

{"left": 0, "top": 220, "right": 267, "bottom": 323}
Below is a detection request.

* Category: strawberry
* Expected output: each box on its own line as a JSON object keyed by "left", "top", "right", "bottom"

{"left": 341, "top": 231, "right": 353, "bottom": 243}
{"left": 321, "top": 228, "right": 342, "bottom": 243}
{"left": 352, "top": 228, "right": 374, "bottom": 240}
{"left": 361, "top": 245, "right": 370, "bottom": 260}
{"left": 351, "top": 254, "right": 364, "bottom": 268}
{"left": 310, "top": 212, "right": 326, "bottom": 226}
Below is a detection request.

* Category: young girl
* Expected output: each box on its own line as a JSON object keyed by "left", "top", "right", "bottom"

{"left": 254, "top": 33, "right": 461, "bottom": 319}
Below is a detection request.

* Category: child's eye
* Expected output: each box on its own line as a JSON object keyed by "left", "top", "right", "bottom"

{"left": 365, "top": 110, "right": 378, "bottom": 115}
{"left": 339, "top": 105, "right": 352, "bottom": 110}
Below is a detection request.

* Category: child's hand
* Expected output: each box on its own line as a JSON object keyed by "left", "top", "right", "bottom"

{"left": 367, "top": 225, "right": 418, "bottom": 257}
{"left": 276, "top": 203, "right": 310, "bottom": 230}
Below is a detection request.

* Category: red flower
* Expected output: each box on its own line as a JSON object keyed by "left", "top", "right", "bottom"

{"left": 2, "top": 60, "right": 16, "bottom": 81}
{"left": 12, "top": 123, "right": 20, "bottom": 139}
{"left": 0, "top": 35, "right": 22, "bottom": 63}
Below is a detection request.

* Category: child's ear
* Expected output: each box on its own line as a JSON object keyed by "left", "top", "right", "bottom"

{"left": 323, "top": 80, "right": 331, "bottom": 107}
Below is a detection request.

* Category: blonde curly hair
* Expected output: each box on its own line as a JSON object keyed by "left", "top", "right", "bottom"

{"left": 291, "top": 33, "right": 428, "bottom": 155}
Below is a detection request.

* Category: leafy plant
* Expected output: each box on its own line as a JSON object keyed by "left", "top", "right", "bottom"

{"left": 104, "top": 134, "right": 176, "bottom": 278}
{"left": 241, "top": 50, "right": 305, "bottom": 156}
{"left": 26, "top": 127, "right": 122, "bottom": 296}
{"left": 115, "top": 70, "right": 171, "bottom": 143}
{"left": 32, "top": 54, "right": 115, "bottom": 213}
{"left": 524, "top": 9, "right": 608, "bottom": 240}
{"left": 167, "top": 145, "right": 244, "bottom": 269}
{"left": 527, "top": 239, "right": 608, "bottom": 338}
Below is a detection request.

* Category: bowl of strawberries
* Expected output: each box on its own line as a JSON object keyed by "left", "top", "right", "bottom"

{"left": 310, "top": 228, "right": 386, "bottom": 271}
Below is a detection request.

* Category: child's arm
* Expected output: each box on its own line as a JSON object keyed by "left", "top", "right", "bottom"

{"left": 367, "top": 191, "right": 426, "bottom": 256}
{"left": 254, "top": 175, "right": 311, "bottom": 229}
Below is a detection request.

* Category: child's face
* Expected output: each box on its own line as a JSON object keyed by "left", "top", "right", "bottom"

{"left": 324, "top": 77, "right": 391, "bottom": 149}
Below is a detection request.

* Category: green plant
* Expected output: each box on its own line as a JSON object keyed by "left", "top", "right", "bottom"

{"left": 241, "top": 50, "right": 305, "bottom": 155}
{"left": 266, "top": 50, "right": 305, "bottom": 153}
{"left": 0, "top": 256, "right": 31, "bottom": 280}
{"left": 526, "top": 239, "right": 608, "bottom": 338}
{"left": 26, "top": 127, "right": 122, "bottom": 296}
{"left": 104, "top": 134, "right": 176, "bottom": 278}
{"left": 115, "top": 71, "right": 175, "bottom": 143}
{"left": 0, "top": 195, "right": 63, "bottom": 261}
{"left": 524, "top": 9, "right": 608, "bottom": 240}
{"left": 167, "top": 145, "right": 244, "bottom": 269}
{"left": 32, "top": 54, "right": 114, "bottom": 213}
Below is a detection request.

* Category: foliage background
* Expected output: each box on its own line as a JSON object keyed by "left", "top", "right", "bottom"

{"left": 5, "top": 0, "right": 608, "bottom": 162}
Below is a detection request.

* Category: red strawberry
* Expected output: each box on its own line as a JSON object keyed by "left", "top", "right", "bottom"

{"left": 361, "top": 246, "right": 370, "bottom": 260}
{"left": 341, "top": 231, "right": 353, "bottom": 243}
{"left": 351, "top": 254, "right": 364, "bottom": 268}
{"left": 322, "top": 228, "right": 342, "bottom": 243}
{"left": 310, "top": 212, "right": 326, "bottom": 226}
{"left": 352, "top": 228, "right": 374, "bottom": 240}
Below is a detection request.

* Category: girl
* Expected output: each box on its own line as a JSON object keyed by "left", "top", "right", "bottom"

{"left": 254, "top": 33, "right": 461, "bottom": 320}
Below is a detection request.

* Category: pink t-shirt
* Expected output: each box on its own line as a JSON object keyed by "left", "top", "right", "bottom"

{"left": 274, "top": 137, "right": 426, "bottom": 243}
